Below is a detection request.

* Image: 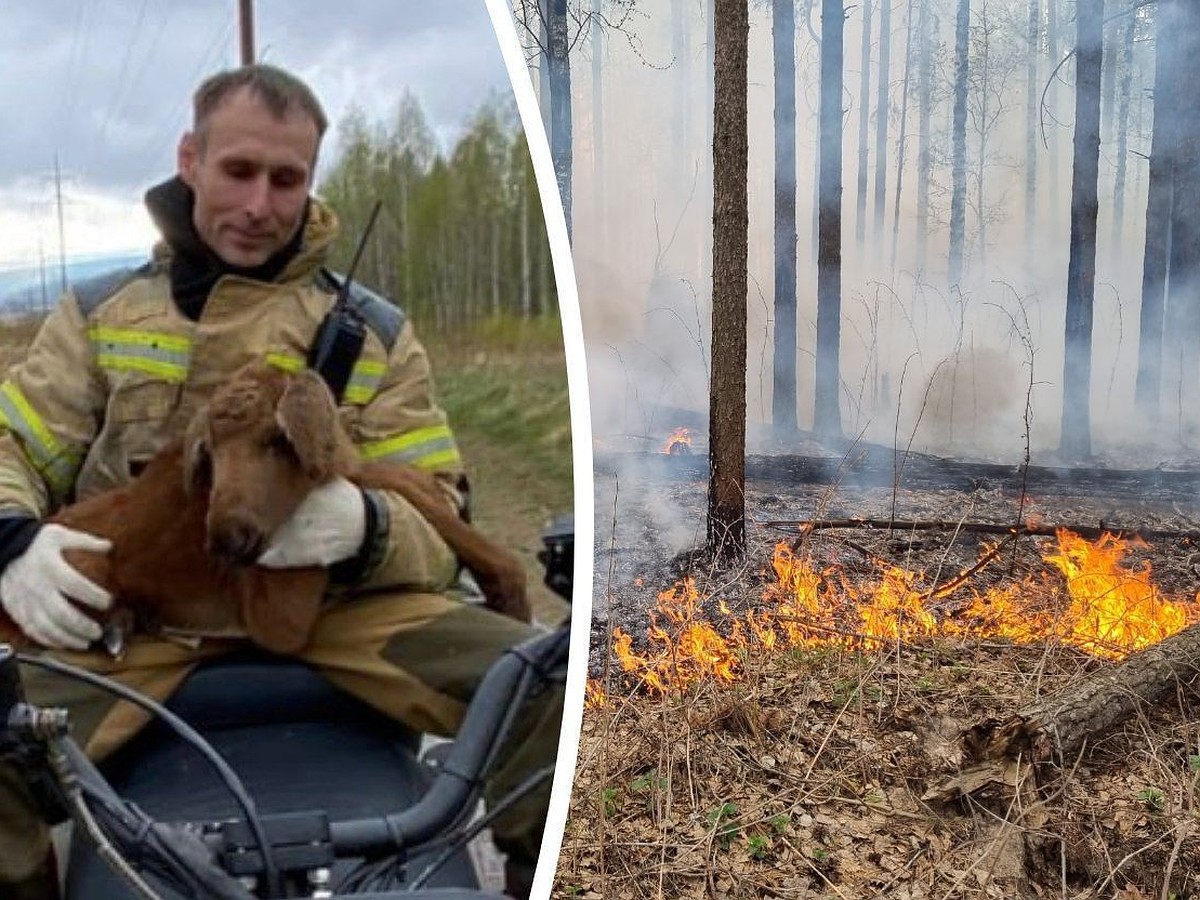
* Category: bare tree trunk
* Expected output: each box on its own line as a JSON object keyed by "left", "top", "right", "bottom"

{"left": 1101, "top": 18, "right": 1117, "bottom": 145}
{"left": 916, "top": 0, "right": 932, "bottom": 269}
{"left": 774, "top": 0, "right": 799, "bottom": 435}
{"left": 673, "top": 0, "right": 692, "bottom": 175}
{"left": 548, "top": 0, "right": 573, "bottom": 239}
{"left": 708, "top": 0, "right": 749, "bottom": 563}
{"left": 856, "top": 0, "right": 873, "bottom": 247}
{"left": 538, "top": 0, "right": 553, "bottom": 138}
{"left": 1025, "top": 0, "right": 1040, "bottom": 252}
{"left": 889, "top": 0, "right": 916, "bottom": 270}
{"left": 592, "top": 0, "right": 605, "bottom": 253}
{"left": 948, "top": 0, "right": 970, "bottom": 285}
{"left": 872, "top": 0, "right": 892, "bottom": 244}
{"left": 1110, "top": 7, "right": 1134, "bottom": 268}
{"left": 1162, "top": 1, "right": 1200, "bottom": 440}
{"left": 815, "top": 0, "right": 844, "bottom": 437}
{"left": 1136, "top": 2, "right": 1178, "bottom": 421}
{"left": 1047, "top": 0, "right": 1060, "bottom": 209}
{"left": 1060, "top": 0, "right": 1103, "bottom": 460}
{"left": 521, "top": 172, "right": 532, "bottom": 318}
{"left": 975, "top": 2, "right": 990, "bottom": 274}
{"left": 704, "top": 0, "right": 717, "bottom": 285}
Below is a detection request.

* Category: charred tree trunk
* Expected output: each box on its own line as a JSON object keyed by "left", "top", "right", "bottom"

{"left": 708, "top": 0, "right": 749, "bottom": 563}
{"left": 948, "top": 0, "right": 970, "bottom": 286}
{"left": 548, "top": 0, "right": 573, "bottom": 239}
{"left": 1136, "top": 3, "right": 1179, "bottom": 421}
{"left": 1025, "top": 0, "right": 1039, "bottom": 252}
{"left": 815, "top": 0, "right": 845, "bottom": 437}
{"left": 1162, "top": 2, "right": 1200, "bottom": 439}
{"left": 1110, "top": 6, "right": 1134, "bottom": 268}
{"left": 915, "top": 0, "right": 933, "bottom": 269}
{"left": 856, "top": 0, "right": 874, "bottom": 247}
{"left": 1059, "top": 0, "right": 1103, "bottom": 460}
{"left": 890, "top": 0, "right": 916, "bottom": 269}
{"left": 872, "top": 0, "right": 891, "bottom": 244}
{"left": 774, "top": 0, "right": 799, "bottom": 435}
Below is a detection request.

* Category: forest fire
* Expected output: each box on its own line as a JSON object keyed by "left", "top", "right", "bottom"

{"left": 661, "top": 426, "right": 693, "bottom": 455}
{"left": 595, "top": 530, "right": 1200, "bottom": 700}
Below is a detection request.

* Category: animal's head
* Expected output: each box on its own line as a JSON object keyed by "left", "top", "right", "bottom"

{"left": 183, "top": 362, "right": 352, "bottom": 564}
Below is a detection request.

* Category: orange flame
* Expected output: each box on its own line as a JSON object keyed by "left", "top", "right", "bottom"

{"left": 584, "top": 679, "right": 608, "bottom": 708}
{"left": 610, "top": 530, "right": 1200, "bottom": 694}
{"left": 661, "top": 427, "right": 693, "bottom": 455}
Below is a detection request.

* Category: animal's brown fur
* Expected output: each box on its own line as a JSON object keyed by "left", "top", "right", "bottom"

{"left": 0, "top": 363, "right": 529, "bottom": 654}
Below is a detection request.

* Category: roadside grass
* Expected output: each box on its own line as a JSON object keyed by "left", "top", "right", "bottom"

{"left": 425, "top": 314, "right": 574, "bottom": 623}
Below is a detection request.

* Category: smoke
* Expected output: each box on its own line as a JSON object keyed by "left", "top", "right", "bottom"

{"left": 569, "top": 0, "right": 1173, "bottom": 463}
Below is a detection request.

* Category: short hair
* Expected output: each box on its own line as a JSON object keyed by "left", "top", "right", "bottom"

{"left": 192, "top": 64, "right": 328, "bottom": 146}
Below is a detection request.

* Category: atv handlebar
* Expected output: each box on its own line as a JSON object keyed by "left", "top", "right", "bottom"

{"left": 0, "top": 619, "right": 569, "bottom": 898}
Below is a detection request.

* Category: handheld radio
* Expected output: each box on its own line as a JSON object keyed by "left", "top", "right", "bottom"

{"left": 307, "top": 200, "right": 383, "bottom": 402}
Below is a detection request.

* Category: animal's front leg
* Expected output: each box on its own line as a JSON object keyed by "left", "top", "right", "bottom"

{"left": 236, "top": 567, "right": 330, "bottom": 654}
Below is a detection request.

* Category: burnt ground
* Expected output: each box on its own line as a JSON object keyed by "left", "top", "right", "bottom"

{"left": 559, "top": 446, "right": 1200, "bottom": 899}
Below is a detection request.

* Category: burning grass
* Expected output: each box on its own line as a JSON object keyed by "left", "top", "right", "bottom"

{"left": 563, "top": 517, "right": 1200, "bottom": 898}
{"left": 596, "top": 531, "right": 1200, "bottom": 701}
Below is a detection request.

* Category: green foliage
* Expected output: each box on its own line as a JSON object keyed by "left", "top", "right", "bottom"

{"left": 1137, "top": 787, "right": 1166, "bottom": 813}
{"left": 318, "top": 91, "right": 557, "bottom": 335}
{"left": 706, "top": 802, "right": 740, "bottom": 850}
{"left": 600, "top": 786, "right": 621, "bottom": 817}
{"left": 630, "top": 768, "right": 670, "bottom": 812}
{"left": 746, "top": 834, "right": 772, "bottom": 860}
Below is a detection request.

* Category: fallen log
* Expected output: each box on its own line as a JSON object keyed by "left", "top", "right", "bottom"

{"left": 926, "top": 620, "right": 1200, "bottom": 802}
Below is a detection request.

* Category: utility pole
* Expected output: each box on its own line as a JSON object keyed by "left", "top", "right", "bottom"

{"left": 54, "top": 153, "right": 67, "bottom": 294}
{"left": 239, "top": 0, "right": 255, "bottom": 65}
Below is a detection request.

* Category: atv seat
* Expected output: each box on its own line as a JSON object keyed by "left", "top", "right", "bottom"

{"left": 66, "top": 653, "right": 479, "bottom": 899}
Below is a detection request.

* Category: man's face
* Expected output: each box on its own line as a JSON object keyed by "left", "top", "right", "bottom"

{"left": 178, "top": 87, "right": 320, "bottom": 268}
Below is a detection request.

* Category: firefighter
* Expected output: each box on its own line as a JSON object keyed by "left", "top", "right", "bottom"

{"left": 0, "top": 64, "right": 560, "bottom": 899}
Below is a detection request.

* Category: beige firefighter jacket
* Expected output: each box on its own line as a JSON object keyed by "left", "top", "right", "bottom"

{"left": 0, "top": 197, "right": 462, "bottom": 595}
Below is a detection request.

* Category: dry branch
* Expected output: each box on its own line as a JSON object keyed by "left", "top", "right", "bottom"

{"left": 764, "top": 517, "right": 1200, "bottom": 543}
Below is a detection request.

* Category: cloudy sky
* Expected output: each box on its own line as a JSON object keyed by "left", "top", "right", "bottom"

{"left": 0, "top": 0, "right": 521, "bottom": 268}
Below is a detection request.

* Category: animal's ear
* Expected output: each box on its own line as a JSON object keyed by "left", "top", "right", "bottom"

{"left": 275, "top": 371, "right": 339, "bottom": 481}
{"left": 238, "top": 568, "right": 327, "bottom": 655}
{"left": 182, "top": 408, "right": 213, "bottom": 495}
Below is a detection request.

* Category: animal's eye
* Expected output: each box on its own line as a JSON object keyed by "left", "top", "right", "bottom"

{"left": 189, "top": 444, "right": 213, "bottom": 490}
{"left": 265, "top": 430, "right": 297, "bottom": 458}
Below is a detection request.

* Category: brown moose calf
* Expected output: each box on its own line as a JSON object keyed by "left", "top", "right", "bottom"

{"left": 0, "top": 363, "right": 529, "bottom": 655}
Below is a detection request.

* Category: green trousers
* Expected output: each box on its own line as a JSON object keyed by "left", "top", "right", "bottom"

{"left": 0, "top": 591, "right": 564, "bottom": 893}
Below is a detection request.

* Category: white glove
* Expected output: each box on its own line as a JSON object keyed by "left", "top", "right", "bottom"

{"left": 257, "top": 476, "right": 367, "bottom": 569}
{"left": 0, "top": 523, "right": 113, "bottom": 650}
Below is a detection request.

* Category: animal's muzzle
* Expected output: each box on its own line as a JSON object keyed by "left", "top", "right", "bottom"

{"left": 207, "top": 515, "right": 267, "bottom": 566}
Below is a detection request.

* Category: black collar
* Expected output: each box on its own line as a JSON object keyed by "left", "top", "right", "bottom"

{"left": 144, "top": 176, "right": 306, "bottom": 320}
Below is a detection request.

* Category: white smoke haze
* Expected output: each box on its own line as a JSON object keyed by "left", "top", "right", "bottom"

{"left": 562, "top": 0, "right": 1171, "bottom": 465}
